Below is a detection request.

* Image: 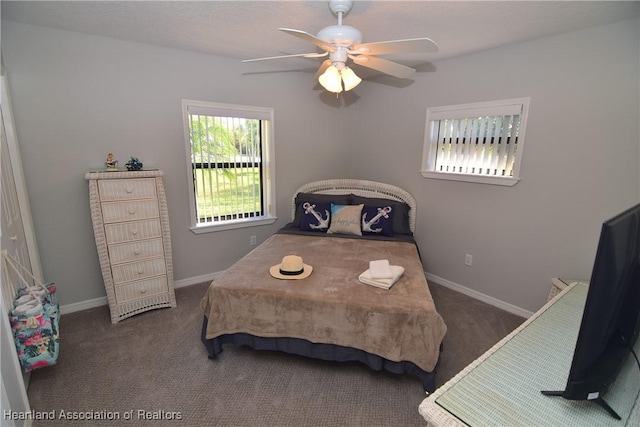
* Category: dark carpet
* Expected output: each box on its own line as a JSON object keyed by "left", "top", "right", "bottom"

{"left": 26, "top": 281, "right": 524, "bottom": 426}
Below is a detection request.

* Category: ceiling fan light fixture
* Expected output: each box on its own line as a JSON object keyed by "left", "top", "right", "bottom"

{"left": 319, "top": 65, "right": 343, "bottom": 93}
{"left": 319, "top": 64, "right": 361, "bottom": 93}
{"left": 341, "top": 67, "right": 361, "bottom": 91}
{"left": 245, "top": 0, "right": 437, "bottom": 94}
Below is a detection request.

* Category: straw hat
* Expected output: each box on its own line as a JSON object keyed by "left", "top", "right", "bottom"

{"left": 269, "top": 255, "right": 313, "bottom": 280}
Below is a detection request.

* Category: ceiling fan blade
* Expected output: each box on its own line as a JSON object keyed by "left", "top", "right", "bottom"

{"left": 314, "top": 60, "right": 332, "bottom": 81}
{"left": 279, "top": 28, "right": 336, "bottom": 52}
{"left": 242, "top": 52, "right": 328, "bottom": 63}
{"left": 351, "top": 56, "right": 416, "bottom": 79}
{"left": 351, "top": 38, "right": 437, "bottom": 56}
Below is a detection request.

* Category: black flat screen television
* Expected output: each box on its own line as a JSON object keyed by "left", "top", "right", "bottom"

{"left": 541, "top": 203, "right": 640, "bottom": 419}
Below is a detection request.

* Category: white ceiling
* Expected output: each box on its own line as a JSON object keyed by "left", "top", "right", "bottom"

{"left": 2, "top": 1, "right": 639, "bottom": 73}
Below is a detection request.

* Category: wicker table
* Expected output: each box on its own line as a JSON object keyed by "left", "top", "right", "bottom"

{"left": 419, "top": 281, "right": 640, "bottom": 426}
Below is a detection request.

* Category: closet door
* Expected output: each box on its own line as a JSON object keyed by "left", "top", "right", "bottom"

{"left": 1, "top": 66, "right": 40, "bottom": 424}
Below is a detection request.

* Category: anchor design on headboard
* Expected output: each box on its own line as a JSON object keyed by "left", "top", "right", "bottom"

{"left": 302, "top": 202, "right": 330, "bottom": 230}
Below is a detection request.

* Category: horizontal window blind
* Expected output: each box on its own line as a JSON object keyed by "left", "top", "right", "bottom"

{"left": 427, "top": 103, "right": 523, "bottom": 121}
{"left": 433, "top": 113, "right": 522, "bottom": 177}
{"left": 187, "top": 104, "right": 272, "bottom": 121}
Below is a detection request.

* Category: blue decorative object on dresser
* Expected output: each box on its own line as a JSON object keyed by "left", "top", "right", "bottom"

{"left": 124, "top": 157, "right": 143, "bottom": 171}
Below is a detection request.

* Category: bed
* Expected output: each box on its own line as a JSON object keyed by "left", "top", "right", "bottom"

{"left": 200, "top": 179, "right": 447, "bottom": 391}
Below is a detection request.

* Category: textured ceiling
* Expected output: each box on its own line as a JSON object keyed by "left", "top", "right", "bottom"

{"left": 2, "top": 1, "right": 639, "bottom": 71}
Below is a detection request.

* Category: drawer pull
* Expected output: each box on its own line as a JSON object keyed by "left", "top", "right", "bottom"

{"left": 137, "top": 268, "right": 145, "bottom": 275}
{"left": 139, "top": 288, "right": 147, "bottom": 294}
{"left": 134, "top": 248, "right": 142, "bottom": 255}
{"left": 127, "top": 208, "right": 136, "bottom": 215}
{"left": 131, "top": 229, "right": 138, "bottom": 236}
{"left": 126, "top": 187, "right": 134, "bottom": 194}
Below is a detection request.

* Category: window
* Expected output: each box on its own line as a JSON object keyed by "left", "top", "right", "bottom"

{"left": 182, "top": 100, "right": 276, "bottom": 233}
{"left": 421, "top": 97, "right": 530, "bottom": 186}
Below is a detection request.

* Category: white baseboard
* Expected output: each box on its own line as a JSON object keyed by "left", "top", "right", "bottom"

{"left": 60, "top": 271, "right": 223, "bottom": 315}
{"left": 425, "top": 272, "right": 533, "bottom": 319}
{"left": 173, "top": 271, "right": 221, "bottom": 288}
{"left": 61, "top": 270, "right": 532, "bottom": 319}
{"left": 59, "top": 296, "right": 108, "bottom": 315}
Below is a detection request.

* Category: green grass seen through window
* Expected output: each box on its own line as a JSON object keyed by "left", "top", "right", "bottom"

{"left": 194, "top": 168, "right": 261, "bottom": 220}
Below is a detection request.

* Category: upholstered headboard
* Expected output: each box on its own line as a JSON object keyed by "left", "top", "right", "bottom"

{"left": 291, "top": 179, "right": 417, "bottom": 233}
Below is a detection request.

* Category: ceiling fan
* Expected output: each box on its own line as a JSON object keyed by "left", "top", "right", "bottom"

{"left": 242, "top": 0, "right": 437, "bottom": 94}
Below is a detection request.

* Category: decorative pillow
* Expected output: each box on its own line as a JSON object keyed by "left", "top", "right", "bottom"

{"left": 361, "top": 205, "right": 394, "bottom": 236}
{"left": 292, "top": 193, "right": 352, "bottom": 227}
{"left": 299, "top": 202, "right": 331, "bottom": 232}
{"left": 350, "top": 195, "right": 412, "bottom": 235}
{"left": 327, "top": 204, "right": 364, "bottom": 236}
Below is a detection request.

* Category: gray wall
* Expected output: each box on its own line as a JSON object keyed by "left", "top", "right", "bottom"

{"left": 348, "top": 18, "right": 640, "bottom": 311}
{"left": 2, "top": 18, "right": 639, "bottom": 313}
{"left": 1, "top": 21, "right": 349, "bottom": 306}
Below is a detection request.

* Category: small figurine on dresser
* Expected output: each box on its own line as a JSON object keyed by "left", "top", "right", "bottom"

{"left": 105, "top": 153, "right": 118, "bottom": 170}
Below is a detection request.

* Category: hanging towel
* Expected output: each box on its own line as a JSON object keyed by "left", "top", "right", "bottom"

{"left": 359, "top": 265, "right": 405, "bottom": 290}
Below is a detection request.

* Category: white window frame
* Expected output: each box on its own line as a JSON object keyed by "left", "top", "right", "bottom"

{"left": 182, "top": 99, "right": 277, "bottom": 234}
{"left": 420, "top": 97, "right": 530, "bottom": 186}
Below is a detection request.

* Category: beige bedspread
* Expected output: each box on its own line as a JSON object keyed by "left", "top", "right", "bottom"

{"left": 200, "top": 233, "right": 447, "bottom": 372}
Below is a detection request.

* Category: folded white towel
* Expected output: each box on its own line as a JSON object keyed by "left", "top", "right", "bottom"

{"left": 369, "top": 259, "right": 393, "bottom": 279}
{"left": 359, "top": 265, "right": 405, "bottom": 290}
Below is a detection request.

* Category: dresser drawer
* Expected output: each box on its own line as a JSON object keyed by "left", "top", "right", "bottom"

{"left": 104, "top": 219, "right": 162, "bottom": 244}
{"left": 114, "top": 276, "right": 168, "bottom": 304}
{"left": 98, "top": 178, "right": 156, "bottom": 201}
{"left": 101, "top": 199, "right": 159, "bottom": 223}
{"left": 111, "top": 257, "right": 166, "bottom": 285}
{"left": 108, "top": 238, "right": 165, "bottom": 265}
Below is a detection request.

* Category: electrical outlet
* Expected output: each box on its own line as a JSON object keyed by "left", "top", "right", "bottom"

{"left": 465, "top": 254, "right": 473, "bottom": 266}
{"left": 250, "top": 235, "right": 257, "bottom": 246}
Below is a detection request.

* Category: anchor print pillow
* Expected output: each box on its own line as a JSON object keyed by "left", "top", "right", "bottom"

{"left": 361, "top": 205, "right": 394, "bottom": 236}
{"left": 350, "top": 195, "right": 413, "bottom": 235}
{"left": 300, "top": 202, "right": 332, "bottom": 232}
{"left": 292, "top": 193, "right": 351, "bottom": 227}
{"left": 327, "top": 204, "right": 364, "bottom": 236}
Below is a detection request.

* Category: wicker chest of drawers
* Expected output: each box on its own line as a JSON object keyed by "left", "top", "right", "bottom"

{"left": 85, "top": 170, "right": 176, "bottom": 323}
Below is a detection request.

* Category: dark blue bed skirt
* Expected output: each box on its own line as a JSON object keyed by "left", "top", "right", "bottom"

{"left": 201, "top": 317, "right": 437, "bottom": 391}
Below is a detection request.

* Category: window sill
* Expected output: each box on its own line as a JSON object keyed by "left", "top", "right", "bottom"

{"left": 190, "top": 215, "right": 277, "bottom": 234}
{"left": 420, "top": 170, "right": 520, "bottom": 187}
